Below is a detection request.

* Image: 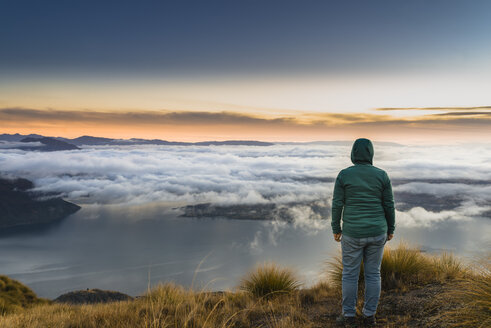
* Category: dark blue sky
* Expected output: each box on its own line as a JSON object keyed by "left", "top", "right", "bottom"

{"left": 2, "top": 0, "right": 490, "bottom": 77}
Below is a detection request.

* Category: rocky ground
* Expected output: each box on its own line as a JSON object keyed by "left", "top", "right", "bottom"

{"left": 303, "top": 282, "right": 461, "bottom": 327}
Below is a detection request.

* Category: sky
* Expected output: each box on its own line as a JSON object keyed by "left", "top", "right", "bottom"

{"left": 1, "top": 0, "right": 491, "bottom": 142}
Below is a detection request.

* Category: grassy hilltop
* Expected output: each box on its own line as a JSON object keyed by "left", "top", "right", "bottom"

{"left": 1, "top": 243, "right": 489, "bottom": 327}
{"left": 0, "top": 276, "right": 49, "bottom": 315}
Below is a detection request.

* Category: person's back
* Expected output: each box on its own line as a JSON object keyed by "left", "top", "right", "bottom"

{"left": 331, "top": 138, "right": 395, "bottom": 238}
{"left": 331, "top": 138, "right": 395, "bottom": 327}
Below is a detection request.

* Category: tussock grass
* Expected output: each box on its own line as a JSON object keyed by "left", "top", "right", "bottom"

{"left": 326, "top": 242, "right": 468, "bottom": 290}
{"left": 432, "top": 251, "right": 468, "bottom": 281}
{"left": 239, "top": 262, "right": 302, "bottom": 298}
{"left": 0, "top": 280, "right": 309, "bottom": 327}
{"left": 439, "top": 255, "right": 491, "bottom": 328}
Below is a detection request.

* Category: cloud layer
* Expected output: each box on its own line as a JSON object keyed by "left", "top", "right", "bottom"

{"left": 1, "top": 143, "right": 490, "bottom": 232}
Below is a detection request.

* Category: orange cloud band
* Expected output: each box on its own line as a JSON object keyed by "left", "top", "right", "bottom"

{"left": 1, "top": 107, "right": 490, "bottom": 143}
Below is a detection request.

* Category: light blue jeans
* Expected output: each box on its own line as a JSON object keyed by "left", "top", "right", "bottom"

{"left": 341, "top": 233, "right": 387, "bottom": 317}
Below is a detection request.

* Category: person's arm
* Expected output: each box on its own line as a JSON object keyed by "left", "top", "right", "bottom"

{"left": 382, "top": 171, "right": 395, "bottom": 237}
{"left": 331, "top": 172, "right": 344, "bottom": 240}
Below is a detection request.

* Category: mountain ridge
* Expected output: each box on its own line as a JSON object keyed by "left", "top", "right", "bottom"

{"left": 0, "top": 133, "right": 403, "bottom": 147}
{"left": 1, "top": 133, "right": 274, "bottom": 147}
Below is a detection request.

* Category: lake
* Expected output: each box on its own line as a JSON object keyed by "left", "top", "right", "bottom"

{"left": 1, "top": 203, "right": 489, "bottom": 299}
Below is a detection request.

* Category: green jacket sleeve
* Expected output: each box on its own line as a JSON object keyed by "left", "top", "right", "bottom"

{"left": 331, "top": 172, "right": 344, "bottom": 234}
{"left": 382, "top": 172, "right": 395, "bottom": 234}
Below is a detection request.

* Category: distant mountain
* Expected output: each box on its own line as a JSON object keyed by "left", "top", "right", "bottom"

{"left": 0, "top": 133, "right": 404, "bottom": 147}
{"left": 0, "top": 133, "right": 45, "bottom": 141}
{"left": 58, "top": 136, "right": 185, "bottom": 146}
{"left": 0, "top": 177, "right": 81, "bottom": 229}
{"left": 19, "top": 137, "right": 80, "bottom": 151}
{"left": 57, "top": 135, "right": 115, "bottom": 146}
{"left": 0, "top": 135, "right": 80, "bottom": 151}
{"left": 61, "top": 136, "right": 274, "bottom": 146}
{"left": 123, "top": 138, "right": 188, "bottom": 145}
{"left": 0, "top": 133, "right": 274, "bottom": 146}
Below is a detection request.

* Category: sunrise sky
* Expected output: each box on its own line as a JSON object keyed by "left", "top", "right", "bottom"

{"left": 1, "top": 0, "right": 490, "bottom": 143}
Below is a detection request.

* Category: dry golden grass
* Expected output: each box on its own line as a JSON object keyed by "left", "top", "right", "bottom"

{"left": 1, "top": 246, "right": 489, "bottom": 328}
{"left": 0, "top": 281, "right": 311, "bottom": 328}
{"left": 326, "top": 241, "right": 469, "bottom": 291}
{"left": 437, "top": 255, "right": 491, "bottom": 328}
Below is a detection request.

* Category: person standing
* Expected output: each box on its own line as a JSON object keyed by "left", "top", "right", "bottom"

{"left": 331, "top": 138, "right": 395, "bottom": 327}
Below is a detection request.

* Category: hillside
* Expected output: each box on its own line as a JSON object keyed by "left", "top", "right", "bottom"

{"left": 0, "top": 276, "right": 48, "bottom": 315}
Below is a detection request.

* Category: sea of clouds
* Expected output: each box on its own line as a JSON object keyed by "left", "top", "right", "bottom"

{"left": 1, "top": 142, "right": 490, "bottom": 232}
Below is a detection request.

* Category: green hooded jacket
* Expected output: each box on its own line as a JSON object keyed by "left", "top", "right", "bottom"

{"left": 331, "top": 138, "right": 395, "bottom": 238}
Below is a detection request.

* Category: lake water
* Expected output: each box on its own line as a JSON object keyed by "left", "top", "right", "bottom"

{"left": 1, "top": 204, "right": 489, "bottom": 299}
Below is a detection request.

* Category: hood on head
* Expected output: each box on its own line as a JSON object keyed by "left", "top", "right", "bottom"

{"left": 350, "top": 138, "right": 374, "bottom": 165}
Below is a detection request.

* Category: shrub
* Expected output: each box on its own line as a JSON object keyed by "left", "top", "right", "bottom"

{"left": 240, "top": 262, "right": 302, "bottom": 298}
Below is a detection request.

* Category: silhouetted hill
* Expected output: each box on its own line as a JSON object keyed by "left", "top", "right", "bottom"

{"left": 0, "top": 133, "right": 274, "bottom": 147}
{"left": 0, "top": 177, "right": 81, "bottom": 229}
{"left": 19, "top": 137, "right": 79, "bottom": 151}
{"left": 0, "top": 133, "right": 44, "bottom": 141}
{"left": 61, "top": 136, "right": 274, "bottom": 146}
{"left": 54, "top": 289, "right": 133, "bottom": 304}
{"left": 59, "top": 135, "right": 116, "bottom": 146}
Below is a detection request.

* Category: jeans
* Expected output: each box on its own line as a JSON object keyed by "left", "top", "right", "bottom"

{"left": 341, "top": 233, "right": 387, "bottom": 317}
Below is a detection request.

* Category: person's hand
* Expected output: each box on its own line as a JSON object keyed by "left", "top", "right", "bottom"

{"left": 333, "top": 233, "right": 342, "bottom": 242}
{"left": 387, "top": 234, "right": 394, "bottom": 241}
